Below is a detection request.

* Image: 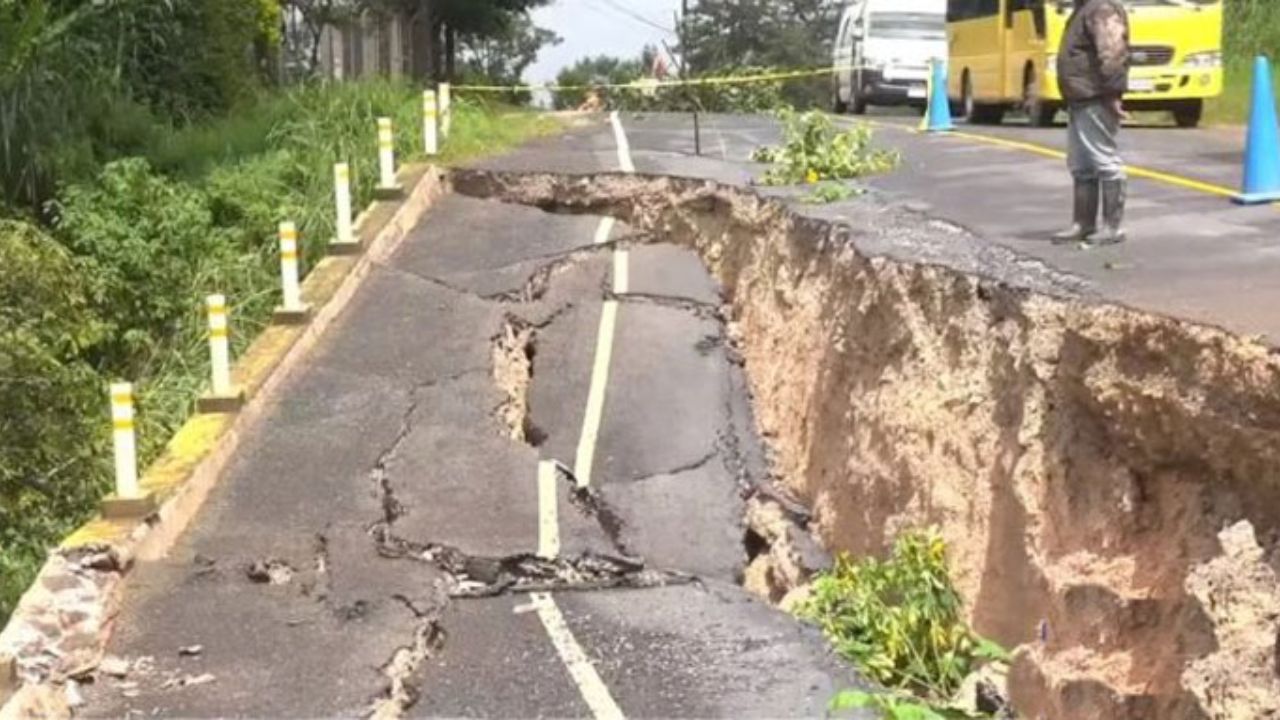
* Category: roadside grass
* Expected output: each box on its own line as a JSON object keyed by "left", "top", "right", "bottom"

{"left": 1205, "top": 59, "right": 1273, "bottom": 127}
{"left": 0, "top": 82, "right": 562, "bottom": 626}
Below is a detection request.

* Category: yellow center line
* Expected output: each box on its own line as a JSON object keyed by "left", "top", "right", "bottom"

{"left": 867, "top": 117, "right": 1242, "bottom": 200}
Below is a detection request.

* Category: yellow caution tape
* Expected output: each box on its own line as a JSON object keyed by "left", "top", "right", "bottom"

{"left": 453, "top": 66, "right": 853, "bottom": 94}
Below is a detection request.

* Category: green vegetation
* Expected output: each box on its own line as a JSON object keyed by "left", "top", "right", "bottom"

{"left": 799, "top": 531, "right": 1009, "bottom": 711}
{"left": 752, "top": 109, "right": 899, "bottom": 193}
{"left": 0, "top": 0, "right": 564, "bottom": 627}
{"left": 1208, "top": 0, "right": 1280, "bottom": 124}
{"left": 552, "top": 51, "right": 787, "bottom": 113}
{"left": 0, "top": 83, "right": 555, "bottom": 625}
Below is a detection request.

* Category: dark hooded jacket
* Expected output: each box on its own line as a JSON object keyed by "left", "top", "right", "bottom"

{"left": 1056, "top": 0, "right": 1130, "bottom": 104}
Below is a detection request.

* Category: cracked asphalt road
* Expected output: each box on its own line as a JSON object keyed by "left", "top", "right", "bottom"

{"left": 80, "top": 117, "right": 866, "bottom": 719}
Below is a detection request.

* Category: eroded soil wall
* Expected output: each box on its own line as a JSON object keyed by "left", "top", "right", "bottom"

{"left": 453, "top": 170, "right": 1280, "bottom": 720}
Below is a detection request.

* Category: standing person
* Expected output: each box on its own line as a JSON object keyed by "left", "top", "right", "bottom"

{"left": 1051, "top": 0, "right": 1131, "bottom": 246}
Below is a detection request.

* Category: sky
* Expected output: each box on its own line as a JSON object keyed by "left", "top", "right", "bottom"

{"left": 526, "top": 0, "right": 683, "bottom": 83}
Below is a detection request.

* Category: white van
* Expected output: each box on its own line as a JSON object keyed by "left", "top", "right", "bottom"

{"left": 832, "top": 0, "right": 948, "bottom": 114}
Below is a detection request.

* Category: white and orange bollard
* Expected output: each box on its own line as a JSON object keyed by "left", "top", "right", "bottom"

{"left": 330, "top": 162, "right": 360, "bottom": 254}
{"left": 374, "top": 117, "right": 403, "bottom": 199}
{"left": 439, "top": 82, "right": 452, "bottom": 139}
{"left": 101, "top": 382, "right": 156, "bottom": 518}
{"left": 197, "top": 294, "right": 245, "bottom": 413}
{"left": 272, "top": 221, "right": 311, "bottom": 325}
{"left": 423, "top": 89, "right": 439, "bottom": 156}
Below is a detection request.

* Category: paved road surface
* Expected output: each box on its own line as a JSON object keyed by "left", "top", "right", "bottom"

{"left": 616, "top": 110, "right": 1280, "bottom": 343}
{"left": 78, "top": 107, "right": 1274, "bottom": 718}
{"left": 79, "top": 117, "right": 866, "bottom": 719}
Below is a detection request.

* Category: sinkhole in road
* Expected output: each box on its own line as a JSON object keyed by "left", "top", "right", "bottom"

{"left": 453, "top": 168, "right": 1280, "bottom": 720}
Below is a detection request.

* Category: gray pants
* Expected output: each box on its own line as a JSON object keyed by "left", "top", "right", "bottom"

{"left": 1067, "top": 101, "right": 1125, "bottom": 182}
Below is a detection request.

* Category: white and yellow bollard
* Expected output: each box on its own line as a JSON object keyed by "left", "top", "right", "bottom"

{"left": 101, "top": 382, "right": 155, "bottom": 519}
{"left": 439, "top": 82, "right": 452, "bottom": 139}
{"left": 197, "top": 294, "right": 246, "bottom": 413}
{"left": 374, "top": 117, "right": 403, "bottom": 199}
{"left": 422, "top": 89, "right": 439, "bottom": 157}
{"left": 272, "top": 221, "right": 311, "bottom": 325}
{"left": 330, "top": 162, "right": 360, "bottom": 255}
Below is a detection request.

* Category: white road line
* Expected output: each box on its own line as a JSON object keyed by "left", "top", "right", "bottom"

{"left": 531, "top": 592, "right": 626, "bottom": 720}
{"left": 537, "top": 460, "right": 560, "bottom": 559}
{"left": 572, "top": 300, "right": 619, "bottom": 489}
{"left": 609, "top": 111, "right": 636, "bottom": 173}
{"left": 593, "top": 216, "right": 616, "bottom": 246}
{"left": 613, "top": 249, "right": 630, "bottom": 295}
{"left": 531, "top": 114, "right": 635, "bottom": 720}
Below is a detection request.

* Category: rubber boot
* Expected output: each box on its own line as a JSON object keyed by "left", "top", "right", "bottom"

{"left": 1090, "top": 178, "right": 1127, "bottom": 246}
{"left": 1051, "top": 180, "right": 1099, "bottom": 243}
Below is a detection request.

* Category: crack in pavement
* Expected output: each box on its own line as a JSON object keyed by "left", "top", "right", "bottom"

{"left": 367, "top": 593, "right": 447, "bottom": 720}
{"left": 609, "top": 291, "right": 724, "bottom": 321}
{"left": 370, "top": 524, "right": 693, "bottom": 599}
{"left": 630, "top": 448, "right": 721, "bottom": 485}
{"left": 374, "top": 231, "right": 650, "bottom": 307}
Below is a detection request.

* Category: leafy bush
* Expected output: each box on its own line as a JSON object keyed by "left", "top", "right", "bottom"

{"left": 0, "top": 221, "right": 108, "bottom": 621}
{"left": 799, "top": 531, "right": 1007, "bottom": 701}
{"left": 54, "top": 160, "right": 235, "bottom": 371}
{"left": 0, "top": 80, "right": 557, "bottom": 626}
{"left": 753, "top": 108, "right": 899, "bottom": 187}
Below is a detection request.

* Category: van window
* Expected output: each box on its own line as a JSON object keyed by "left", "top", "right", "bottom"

{"left": 869, "top": 11, "right": 946, "bottom": 41}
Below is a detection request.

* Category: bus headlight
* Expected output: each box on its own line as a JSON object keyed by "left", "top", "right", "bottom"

{"left": 1183, "top": 51, "right": 1222, "bottom": 69}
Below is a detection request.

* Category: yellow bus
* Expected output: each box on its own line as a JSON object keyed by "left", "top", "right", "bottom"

{"left": 946, "top": 0, "right": 1223, "bottom": 128}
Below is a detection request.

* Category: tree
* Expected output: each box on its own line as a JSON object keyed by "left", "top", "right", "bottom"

{"left": 436, "top": 0, "right": 551, "bottom": 80}
{"left": 682, "top": 0, "right": 842, "bottom": 73}
{"left": 459, "top": 12, "right": 560, "bottom": 88}
{"left": 552, "top": 54, "right": 647, "bottom": 110}
{"left": 680, "top": 0, "right": 842, "bottom": 106}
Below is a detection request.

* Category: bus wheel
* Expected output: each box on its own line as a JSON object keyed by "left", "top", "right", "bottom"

{"left": 1173, "top": 99, "right": 1203, "bottom": 129}
{"left": 1024, "top": 70, "right": 1057, "bottom": 127}
{"left": 964, "top": 72, "right": 1005, "bottom": 125}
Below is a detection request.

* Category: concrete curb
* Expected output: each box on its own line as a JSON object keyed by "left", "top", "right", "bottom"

{"left": 0, "top": 164, "right": 446, "bottom": 718}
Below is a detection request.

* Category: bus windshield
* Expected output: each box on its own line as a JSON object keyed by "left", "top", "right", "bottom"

{"left": 1122, "top": 0, "right": 1219, "bottom": 6}
{"left": 869, "top": 12, "right": 946, "bottom": 41}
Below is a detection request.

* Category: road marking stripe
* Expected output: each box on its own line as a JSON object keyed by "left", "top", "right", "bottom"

{"left": 593, "top": 216, "right": 616, "bottom": 246}
{"left": 531, "top": 592, "right": 625, "bottom": 720}
{"left": 950, "top": 128, "right": 1240, "bottom": 198}
{"left": 869, "top": 118, "right": 1242, "bottom": 200}
{"left": 613, "top": 250, "right": 630, "bottom": 295}
{"left": 610, "top": 112, "right": 635, "bottom": 173}
{"left": 537, "top": 461, "right": 560, "bottom": 559}
{"left": 531, "top": 114, "right": 632, "bottom": 720}
{"left": 573, "top": 300, "right": 619, "bottom": 490}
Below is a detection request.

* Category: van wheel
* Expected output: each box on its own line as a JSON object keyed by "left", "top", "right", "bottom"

{"left": 963, "top": 72, "right": 1005, "bottom": 125}
{"left": 1173, "top": 99, "right": 1203, "bottom": 128}
{"left": 850, "top": 79, "right": 868, "bottom": 115}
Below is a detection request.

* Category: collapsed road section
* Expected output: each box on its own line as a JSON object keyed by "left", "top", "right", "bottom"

{"left": 61, "top": 184, "right": 860, "bottom": 719}
{"left": 453, "top": 168, "right": 1280, "bottom": 720}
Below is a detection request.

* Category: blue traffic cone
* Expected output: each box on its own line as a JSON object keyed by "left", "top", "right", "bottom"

{"left": 1235, "top": 56, "right": 1280, "bottom": 205}
{"left": 924, "top": 58, "right": 955, "bottom": 133}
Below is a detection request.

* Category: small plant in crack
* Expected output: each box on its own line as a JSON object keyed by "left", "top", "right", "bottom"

{"left": 798, "top": 530, "right": 1011, "bottom": 716}
{"left": 752, "top": 108, "right": 899, "bottom": 189}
